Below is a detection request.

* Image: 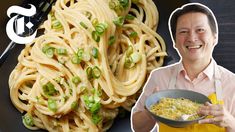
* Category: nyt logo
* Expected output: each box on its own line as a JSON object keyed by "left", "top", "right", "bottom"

{"left": 6, "top": 4, "right": 37, "bottom": 44}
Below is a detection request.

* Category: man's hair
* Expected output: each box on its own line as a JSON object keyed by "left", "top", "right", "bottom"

{"left": 169, "top": 3, "right": 218, "bottom": 40}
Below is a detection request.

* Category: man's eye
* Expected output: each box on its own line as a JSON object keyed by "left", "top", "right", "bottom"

{"left": 197, "top": 28, "right": 205, "bottom": 33}
{"left": 179, "top": 31, "right": 188, "bottom": 34}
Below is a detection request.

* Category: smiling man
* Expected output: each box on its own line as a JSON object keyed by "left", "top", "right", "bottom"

{"left": 131, "top": 3, "right": 235, "bottom": 132}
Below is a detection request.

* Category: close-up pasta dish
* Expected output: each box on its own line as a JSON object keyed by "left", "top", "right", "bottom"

{"left": 150, "top": 97, "right": 202, "bottom": 121}
{"left": 8, "top": 0, "right": 166, "bottom": 131}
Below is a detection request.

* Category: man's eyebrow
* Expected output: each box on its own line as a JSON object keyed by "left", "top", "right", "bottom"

{"left": 177, "top": 28, "right": 189, "bottom": 31}
{"left": 177, "top": 25, "right": 206, "bottom": 30}
{"left": 195, "top": 25, "right": 206, "bottom": 28}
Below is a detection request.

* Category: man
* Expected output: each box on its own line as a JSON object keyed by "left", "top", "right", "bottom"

{"left": 131, "top": 3, "right": 235, "bottom": 132}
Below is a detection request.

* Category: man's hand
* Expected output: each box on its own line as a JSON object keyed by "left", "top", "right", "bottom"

{"left": 198, "top": 102, "right": 235, "bottom": 129}
{"left": 132, "top": 110, "right": 156, "bottom": 132}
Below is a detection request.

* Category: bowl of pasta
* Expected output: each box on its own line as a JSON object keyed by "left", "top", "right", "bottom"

{"left": 145, "top": 89, "right": 211, "bottom": 128}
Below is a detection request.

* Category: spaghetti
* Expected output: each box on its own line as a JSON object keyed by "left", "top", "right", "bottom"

{"left": 150, "top": 98, "right": 202, "bottom": 121}
{"left": 9, "top": 0, "right": 166, "bottom": 131}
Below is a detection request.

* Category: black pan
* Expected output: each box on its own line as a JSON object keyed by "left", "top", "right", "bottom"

{"left": 145, "top": 89, "right": 211, "bottom": 128}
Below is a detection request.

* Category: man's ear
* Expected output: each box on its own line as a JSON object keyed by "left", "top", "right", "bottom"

{"left": 213, "top": 33, "right": 218, "bottom": 45}
{"left": 173, "top": 39, "right": 177, "bottom": 49}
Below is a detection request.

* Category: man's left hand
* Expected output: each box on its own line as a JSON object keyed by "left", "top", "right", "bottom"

{"left": 198, "top": 102, "right": 234, "bottom": 128}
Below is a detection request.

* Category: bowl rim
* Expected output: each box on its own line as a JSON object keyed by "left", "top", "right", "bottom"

{"left": 144, "top": 89, "right": 211, "bottom": 123}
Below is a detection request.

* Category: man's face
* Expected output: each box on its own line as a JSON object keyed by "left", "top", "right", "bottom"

{"left": 175, "top": 12, "right": 217, "bottom": 63}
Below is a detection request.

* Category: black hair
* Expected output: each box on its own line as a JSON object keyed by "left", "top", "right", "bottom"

{"left": 170, "top": 3, "right": 217, "bottom": 40}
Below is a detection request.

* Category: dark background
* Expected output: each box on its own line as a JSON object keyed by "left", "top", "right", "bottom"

{"left": 1, "top": 0, "right": 235, "bottom": 132}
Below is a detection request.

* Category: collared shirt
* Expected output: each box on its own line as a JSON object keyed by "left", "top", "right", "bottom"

{"left": 132, "top": 59, "right": 235, "bottom": 118}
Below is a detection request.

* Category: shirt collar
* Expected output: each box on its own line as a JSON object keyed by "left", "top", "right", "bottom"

{"left": 177, "top": 59, "right": 215, "bottom": 80}
{"left": 203, "top": 59, "right": 215, "bottom": 80}
{"left": 178, "top": 62, "right": 185, "bottom": 75}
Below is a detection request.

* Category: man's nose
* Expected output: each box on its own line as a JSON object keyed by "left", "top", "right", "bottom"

{"left": 187, "top": 31, "right": 198, "bottom": 42}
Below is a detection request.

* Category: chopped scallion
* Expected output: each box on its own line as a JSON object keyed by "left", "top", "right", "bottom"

{"left": 49, "top": 13, "right": 56, "bottom": 21}
{"left": 108, "top": 36, "right": 116, "bottom": 46}
{"left": 86, "top": 67, "right": 93, "bottom": 79}
{"left": 119, "top": 0, "right": 129, "bottom": 8}
{"left": 114, "top": 4, "right": 123, "bottom": 14}
{"left": 82, "top": 93, "right": 101, "bottom": 115}
{"left": 80, "top": 22, "right": 88, "bottom": 29}
{"left": 36, "top": 96, "right": 39, "bottom": 102}
{"left": 95, "top": 23, "right": 108, "bottom": 35}
{"left": 84, "top": 11, "right": 92, "bottom": 19}
{"left": 72, "top": 76, "right": 81, "bottom": 85}
{"left": 92, "top": 18, "right": 99, "bottom": 27}
{"left": 48, "top": 99, "right": 57, "bottom": 112}
{"left": 92, "top": 66, "right": 101, "bottom": 79}
{"left": 95, "top": 28, "right": 104, "bottom": 36}
{"left": 129, "top": 31, "right": 138, "bottom": 38}
{"left": 131, "top": 0, "right": 139, "bottom": 4}
{"left": 125, "top": 14, "right": 135, "bottom": 20}
{"left": 109, "top": 1, "right": 116, "bottom": 9}
{"left": 90, "top": 102, "right": 101, "bottom": 114}
{"left": 96, "top": 89, "right": 102, "bottom": 97}
{"left": 92, "top": 114, "right": 102, "bottom": 124}
{"left": 42, "top": 45, "right": 55, "bottom": 58}
{"left": 92, "top": 47, "right": 99, "bottom": 59}
{"left": 80, "top": 86, "right": 87, "bottom": 93}
{"left": 56, "top": 48, "right": 67, "bottom": 55}
{"left": 52, "top": 20, "right": 63, "bottom": 29}
{"left": 77, "top": 48, "right": 84, "bottom": 58}
{"left": 113, "top": 16, "right": 125, "bottom": 27}
{"left": 22, "top": 114, "right": 34, "bottom": 127}
{"left": 71, "top": 55, "right": 81, "bottom": 64}
{"left": 45, "top": 48, "right": 55, "bottom": 58}
{"left": 92, "top": 31, "right": 100, "bottom": 42}
{"left": 62, "top": 95, "right": 69, "bottom": 103}
{"left": 42, "top": 44, "right": 51, "bottom": 53}
{"left": 42, "top": 82, "right": 57, "bottom": 96}
{"left": 69, "top": 88, "right": 73, "bottom": 95}
{"left": 71, "top": 101, "right": 78, "bottom": 110}
{"left": 94, "top": 95, "right": 101, "bottom": 102}
{"left": 54, "top": 77, "right": 61, "bottom": 83}
{"left": 124, "top": 57, "right": 134, "bottom": 68}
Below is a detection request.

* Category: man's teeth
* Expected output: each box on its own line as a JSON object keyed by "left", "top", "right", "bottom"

{"left": 186, "top": 45, "right": 202, "bottom": 49}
